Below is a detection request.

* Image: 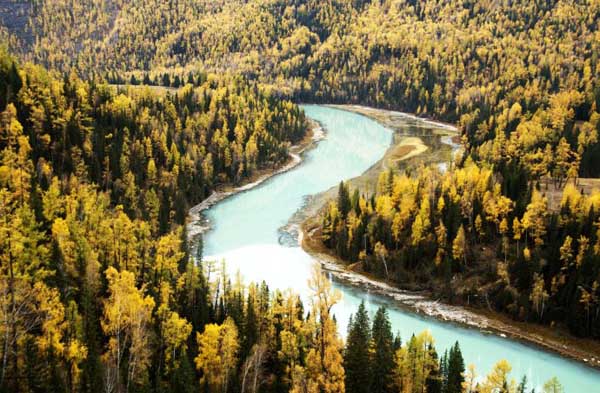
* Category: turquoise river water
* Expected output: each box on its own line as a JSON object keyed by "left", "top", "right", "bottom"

{"left": 201, "top": 105, "right": 600, "bottom": 392}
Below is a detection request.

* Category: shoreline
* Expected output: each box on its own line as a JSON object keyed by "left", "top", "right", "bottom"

{"left": 302, "top": 223, "right": 600, "bottom": 371}
{"left": 186, "top": 119, "right": 324, "bottom": 241}
{"left": 286, "top": 104, "right": 459, "bottom": 234}
{"left": 298, "top": 104, "right": 600, "bottom": 371}
{"left": 326, "top": 104, "right": 459, "bottom": 133}
{"left": 185, "top": 102, "right": 600, "bottom": 371}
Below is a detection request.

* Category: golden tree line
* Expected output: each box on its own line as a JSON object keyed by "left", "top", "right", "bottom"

{"left": 322, "top": 163, "right": 600, "bottom": 337}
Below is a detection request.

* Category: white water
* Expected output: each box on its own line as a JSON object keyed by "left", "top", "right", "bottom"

{"left": 200, "top": 105, "right": 600, "bottom": 392}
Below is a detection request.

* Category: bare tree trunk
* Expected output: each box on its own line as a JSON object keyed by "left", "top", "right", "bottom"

{"left": 0, "top": 200, "right": 9, "bottom": 386}
{"left": 241, "top": 356, "right": 252, "bottom": 393}
{"left": 380, "top": 255, "right": 389, "bottom": 279}
{"left": 251, "top": 345, "right": 265, "bottom": 393}
{"left": 541, "top": 298, "right": 545, "bottom": 320}
{"left": 0, "top": 288, "right": 9, "bottom": 387}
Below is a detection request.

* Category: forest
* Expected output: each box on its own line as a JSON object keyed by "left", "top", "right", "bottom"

{"left": 2, "top": 0, "right": 599, "bottom": 177}
{"left": 0, "top": 0, "right": 598, "bottom": 392}
{"left": 0, "top": 48, "right": 556, "bottom": 393}
{"left": 0, "top": 40, "right": 564, "bottom": 393}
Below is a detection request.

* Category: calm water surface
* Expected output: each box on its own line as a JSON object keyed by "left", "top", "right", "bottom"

{"left": 202, "top": 105, "right": 600, "bottom": 392}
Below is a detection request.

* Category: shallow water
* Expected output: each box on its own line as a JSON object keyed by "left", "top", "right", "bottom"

{"left": 202, "top": 105, "right": 600, "bottom": 392}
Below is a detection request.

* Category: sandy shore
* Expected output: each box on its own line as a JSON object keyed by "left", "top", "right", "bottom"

{"left": 286, "top": 104, "right": 460, "bottom": 232}
{"left": 299, "top": 105, "right": 600, "bottom": 370}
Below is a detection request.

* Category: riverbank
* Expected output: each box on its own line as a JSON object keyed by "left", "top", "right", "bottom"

{"left": 299, "top": 105, "right": 600, "bottom": 370}
{"left": 302, "top": 221, "right": 600, "bottom": 370}
{"left": 287, "top": 104, "right": 458, "bottom": 235}
{"left": 187, "top": 118, "right": 324, "bottom": 240}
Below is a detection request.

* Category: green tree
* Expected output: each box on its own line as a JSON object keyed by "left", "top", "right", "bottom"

{"left": 344, "top": 301, "right": 371, "bottom": 393}
{"left": 543, "top": 376, "right": 564, "bottom": 393}
{"left": 338, "top": 181, "right": 351, "bottom": 219}
{"left": 445, "top": 342, "right": 465, "bottom": 393}
{"left": 371, "top": 307, "right": 394, "bottom": 393}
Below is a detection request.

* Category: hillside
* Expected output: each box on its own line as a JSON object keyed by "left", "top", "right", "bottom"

{"left": 1, "top": 2, "right": 599, "bottom": 392}
{"left": 3, "top": 0, "right": 599, "bottom": 176}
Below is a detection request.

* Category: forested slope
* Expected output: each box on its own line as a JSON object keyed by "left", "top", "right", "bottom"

{"left": 0, "top": 51, "right": 541, "bottom": 392}
{"left": 3, "top": 0, "right": 599, "bottom": 176}
{"left": 0, "top": 1, "right": 598, "bottom": 391}
{"left": 0, "top": 49, "right": 312, "bottom": 392}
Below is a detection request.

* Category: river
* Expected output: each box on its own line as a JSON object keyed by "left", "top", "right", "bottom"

{"left": 200, "top": 105, "right": 600, "bottom": 392}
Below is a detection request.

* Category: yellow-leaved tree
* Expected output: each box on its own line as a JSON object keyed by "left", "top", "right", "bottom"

{"left": 395, "top": 330, "right": 439, "bottom": 393}
{"left": 480, "top": 359, "right": 516, "bottom": 393}
{"left": 300, "top": 264, "right": 345, "bottom": 393}
{"left": 195, "top": 317, "right": 240, "bottom": 393}
{"left": 157, "top": 283, "right": 192, "bottom": 373}
{"left": 102, "top": 267, "right": 155, "bottom": 393}
{"left": 452, "top": 225, "right": 467, "bottom": 266}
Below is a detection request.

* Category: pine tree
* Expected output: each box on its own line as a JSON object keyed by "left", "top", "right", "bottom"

{"left": 440, "top": 350, "right": 448, "bottom": 391}
{"left": 425, "top": 345, "right": 442, "bottom": 393}
{"left": 445, "top": 342, "right": 465, "bottom": 393}
{"left": 242, "top": 290, "right": 258, "bottom": 359}
{"left": 518, "top": 375, "right": 528, "bottom": 393}
{"left": 344, "top": 301, "right": 371, "bottom": 393}
{"left": 338, "top": 181, "right": 351, "bottom": 219}
{"left": 371, "top": 307, "right": 394, "bottom": 393}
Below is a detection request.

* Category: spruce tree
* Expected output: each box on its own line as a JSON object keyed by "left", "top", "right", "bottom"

{"left": 371, "top": 306, "right": 395, "bottom": 393}
{"left": 242, "top": 291, "right": 258, "bottom": 359}
{"left": 338, "top": 181, "right": 351, "bottom": 218}
{"left": 440, "top": 349, "right": 448, "bottom": 391}
{"left": 344, "top": 301, "right": 372, "bottom": 393}
{"left": 446, "top": 342, "right": 465, "bottom": 393}
{"left": 425, "top": 345, "right": 443, "bottom": 393}
{"left": 393, "top": 333, "right": 402, "bottom": 351}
